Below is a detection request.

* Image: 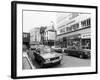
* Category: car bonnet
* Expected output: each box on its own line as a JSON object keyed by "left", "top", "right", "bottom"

{"left": 40, "top": 52, "right": 62, "bottom": 59}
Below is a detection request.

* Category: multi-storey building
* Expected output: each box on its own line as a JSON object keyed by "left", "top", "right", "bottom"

{"left": 30, "top": 27, "right": 41, "bottom": 45}
{"left": 56, "top": 13, "right": 91, "bottom": 49}
{"left": 23, "top": 32, "right": 30, "bottom": 48}
{"left": 44, "top": 21, "right": 57, "bottom": 46}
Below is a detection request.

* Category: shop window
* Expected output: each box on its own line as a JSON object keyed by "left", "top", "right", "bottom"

{"left": 82, "top": 39, "right": 91, "bottom": 49}
{"left": 67, "top": 38, "right": 81, "bottom": 49}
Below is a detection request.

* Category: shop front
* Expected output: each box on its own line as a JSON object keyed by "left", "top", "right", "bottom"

{"left": 63, "top": 33, "right": 91, "bottom": 50}
{"left": 66, "top": 34, "right": 81, "bottom": 49}
{"left": 81, "top": 33, "right": 91, "bottom": 49}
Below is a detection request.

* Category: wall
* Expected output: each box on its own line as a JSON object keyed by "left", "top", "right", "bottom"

{"left": 0, "top": 0, "right": 99, "bottom": 80}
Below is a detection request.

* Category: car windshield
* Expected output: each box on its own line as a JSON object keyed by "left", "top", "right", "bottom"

{"left": 54, "top": 46, "right": 60, "bottom": 48}
{"left": 40, "top": 47, "right": 54, "bottom": 54}
{"left": 67, "top": 46, "right": 76, "bottom": 50}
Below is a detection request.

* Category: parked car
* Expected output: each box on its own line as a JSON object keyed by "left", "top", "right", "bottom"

{"left": 30, "top": 45, "right": 37, "bottom": 51}
{"left": 33, "top": 46, "right": 63, "bottom": 67}
{"left": 52, "top": 46, "right": 63, "bottom": 53}
{"left": 64, "top": 46, "right": 91, "bottom": 59}
{"left": 23, "top": 45, "right": 28, "bottom": 52}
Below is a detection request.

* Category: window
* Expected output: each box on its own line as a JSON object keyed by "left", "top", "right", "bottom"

{"left": 23, "top": 34, "right": 28, "bottom": 38}
{"left": 60, "top": 28, "right": 66, "bottom": 33}
{"left": 81, "top": 20, "right": 87, "bottom": 27}
{"left": 87, "top": 18, "right": 91, "bottom": 27}
{"left": 81, "top": 18, "right": 91, "bottom": 28}
{"left": 72, "top": 23, "right": 79, "bottom": 31}
{"left": 66, "top": 23, "right": 79, "bottom": 32}
{"left": 82, "top": 39, "right": 91, "bottom": 49}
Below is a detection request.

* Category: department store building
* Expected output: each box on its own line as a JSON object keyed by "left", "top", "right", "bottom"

{"left": 56, "top": 13, "right": 91, "bottom": 49}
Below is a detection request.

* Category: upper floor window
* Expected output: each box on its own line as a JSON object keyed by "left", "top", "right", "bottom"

{"left": 23, "top": 34, "right": 28, "bottom": 38}
{"left": 81, "top": 18, "right": 91, "bottom": 28}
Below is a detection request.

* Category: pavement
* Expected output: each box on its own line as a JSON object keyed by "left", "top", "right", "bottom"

{"left": 22, "top": 51, "right": 35, "bottom": 69}
{"left": 22, "top": 57, "right": 32, "bottom": 69}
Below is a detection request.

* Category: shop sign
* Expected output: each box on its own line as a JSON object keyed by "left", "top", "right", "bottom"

{"left": 81, "top": 33, "right": 91, "bottom": 38}
{"left": 67, "top": 34, "right": 81, "bottom": 39}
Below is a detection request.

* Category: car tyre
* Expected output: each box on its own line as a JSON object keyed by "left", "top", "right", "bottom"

{"left": 58, "top": 61, "right": 61, "bottom": 64}
{"left": 34, "top": 56, "right": 37, "bottom": 61}
{"left": 40, "top": 61, "right": 44, "bottom": 68}
{"left": 67, "top": 53, "right": 69, "bottom": 56}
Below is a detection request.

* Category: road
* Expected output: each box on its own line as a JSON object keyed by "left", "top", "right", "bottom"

{"left": 53, "top": 54, "right": 91, "bottom": 68}
{"left": 22, "top": 51, "right": 91, "bottom": 69}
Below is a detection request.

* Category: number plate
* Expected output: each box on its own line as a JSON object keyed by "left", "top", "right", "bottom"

{"left": 52, "top": 59, "right": 59, "bottom": 63}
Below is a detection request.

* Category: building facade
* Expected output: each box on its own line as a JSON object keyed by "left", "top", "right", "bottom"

{"left": 44, "top": 21, "right": 57, "bottom": 46}
{"left": 30, "top": 27, "right": 41, "bottom": 45}
{"left": 23, "top": 32, "right": 30, "bottom": 48}
{"left": 56, "top": 13, "right": 91, "bottom": 49}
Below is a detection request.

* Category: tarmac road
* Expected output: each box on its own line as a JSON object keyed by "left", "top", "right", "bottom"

{"left": 26, "top": 52, "right": 91, "bottom": 69}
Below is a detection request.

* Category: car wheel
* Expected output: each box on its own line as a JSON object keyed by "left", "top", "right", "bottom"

{"left": 34, "top": 56, "right": 37, "bottom": 61}
{"left": 40, "top": 62, "right": 44, "bottom": 68}
{"left": 79, "top": 55, "right": 83, "bottom": 59}
{"left": 58, "top": 61, "right": 61, "bottom": 64}
{"left": 67, "top": 53, "right": 69, "bottom": 56}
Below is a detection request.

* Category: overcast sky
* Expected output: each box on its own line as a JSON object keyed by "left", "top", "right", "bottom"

{"left": 23, "top": 11, "right": 57, "bottom": 32}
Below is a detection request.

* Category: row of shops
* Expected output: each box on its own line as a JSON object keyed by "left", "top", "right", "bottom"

{"left": 22, "top": 31, "right": 91, "bottom": 50}
{"left": 23, "top": 29, "right": 91, "bottom": 50}
{"left": 55, "top": 29, "right": 91, "bottom": 49}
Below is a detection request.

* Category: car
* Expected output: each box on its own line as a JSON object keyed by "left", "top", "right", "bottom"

{"left": 23, "top": 45, "right": 28, "bottom": 52}
{"left": 64, "top": 46, "right": 91, "bottom": 59}
{"left": 52, "top": 46, "right": 63, "bottom": 53}
{"left": 30, "top": 45, "right": 38, "bottom": 50}
{"left": 33, "top": 46, "right": 63, "bottom": 67}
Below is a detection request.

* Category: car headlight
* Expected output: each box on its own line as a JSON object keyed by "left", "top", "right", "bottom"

{"left": 59, "top": 56, "right": 62, "bottom": 59}
{"left": 45, "top": 59, "right": 50, "bottom": 62}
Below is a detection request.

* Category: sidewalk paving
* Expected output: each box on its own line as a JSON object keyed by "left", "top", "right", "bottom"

{"left": 22, "top": 51, "right": 35, "bottom": 69}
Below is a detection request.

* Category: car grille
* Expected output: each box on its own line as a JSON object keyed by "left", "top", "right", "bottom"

{"left": 50, "top": 57, "right": 59, "bottom": 61}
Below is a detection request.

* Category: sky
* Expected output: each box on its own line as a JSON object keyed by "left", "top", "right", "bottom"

{"left": 23, "top": 11, "right": 90, "bottom": 33}
{"left": 23, "top": 11, "right": 57, "bottom": 32}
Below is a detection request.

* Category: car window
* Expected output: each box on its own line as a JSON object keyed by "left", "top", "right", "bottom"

{"left": 67, "top": 46, "right": 76, "bottom": 50}
{"left": 40, "top": 47, "right": 54, "bottom": 54}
